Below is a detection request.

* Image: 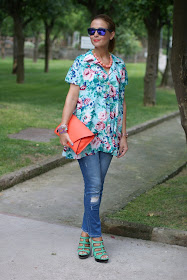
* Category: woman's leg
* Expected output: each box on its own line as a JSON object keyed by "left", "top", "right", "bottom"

{"left": 98, "top": 151, "right": 113, "bottom": 205}
{"left": 78, "top": 152, "right": 113, "bottom": 238}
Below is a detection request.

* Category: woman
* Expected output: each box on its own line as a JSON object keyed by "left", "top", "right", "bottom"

{"left": 59, "top": 14, "right": 128, "bottom": 263}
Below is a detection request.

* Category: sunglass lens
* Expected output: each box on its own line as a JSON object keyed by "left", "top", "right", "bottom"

{"left": 97, "top": 29, "right": 106, "bottom": 36}
{"left": 88, "top": 28, "right": 95, "bottom": 35}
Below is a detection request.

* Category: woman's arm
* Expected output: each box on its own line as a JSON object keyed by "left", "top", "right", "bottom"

{"left": 117, "top": 96, "right": 128, "bottom": 158}
{"left": 59, "top": 84, "right": 79, "bottom": 146}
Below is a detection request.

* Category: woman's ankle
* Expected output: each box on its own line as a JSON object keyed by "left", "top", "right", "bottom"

{"left": 81, "top": 231, "right": 89, "bottom": 237}
{"left": 92, "top": 237, "right": 102, "bottom": 241}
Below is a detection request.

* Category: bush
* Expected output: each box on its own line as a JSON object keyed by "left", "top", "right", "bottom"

{"left": 24, "top": 41, "right": 34, "bottom": 49}
{"left": 38, "top": 41, "right": 45, "bottom": 54}
{"left": 115, "top": 27, "right": 143, "bottom": 57}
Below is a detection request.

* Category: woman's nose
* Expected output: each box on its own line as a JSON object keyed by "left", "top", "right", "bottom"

{"left": 94, "top": 31, "right": 99, "bottom": 36}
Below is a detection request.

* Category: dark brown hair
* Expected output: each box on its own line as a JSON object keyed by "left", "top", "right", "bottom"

{"left": 92, "top": 14, "right": 115, "bottom": 53}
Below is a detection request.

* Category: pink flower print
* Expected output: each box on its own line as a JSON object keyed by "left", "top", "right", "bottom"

{"left": 91, "top": 136, "right": 101, "bottom": 149}
{"left": 106, "top": 142, "right": 111, "bottom": 151}
{"left": 95, "top": 121, "right": 105, "bottom": 131}
{"left": 110, "top": 111, "right": 115, "bottom": 119}
{"left": 98, "top": 111, "right": 107, "bottom": 121}
{"left": 83, "top": 54, "right": 95, "bottom": 62}
{"left": 84, "top": 98, "right": 91, "bottom": 105}
{"left": 82, "top": 113, "right": 91, "bottom": 125}
{"left": 101, "top": 72, "right": 108, "bottom": 80}
{"left": 83, "top": 68, "right": 95, "bottom": 81}
{"left": 117, "top": 116, "right": 122, "bottom": 126}
{"left": 106, "top": 124, "right": 111, "bottom": 135}
{"left": 103, "top": 92, "right": 109, "bottom": 99}
{"left": 117, "top": 133, "right": 121, "bottom": 142}
{"left": 112, "top": 138, "right": 117, "bottom": 147}
{"left": 109, "top": 85, "right": 116, "bottom": 97}
{"left": 80, "top": 85, "right": 87, "bottom": 90}
{"left": 75, "top": 154, "right": 81, "bottom": 159}
{"left": 77, "top": 98, "right": 83, "bottom": 110}
{"left": 121, "top": 68, "right": 126, "bottom": 82}
{"left": 116, "top": 75, "right": 120, "bottom": 84}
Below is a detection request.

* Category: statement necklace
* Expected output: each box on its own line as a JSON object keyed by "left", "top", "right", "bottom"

{"left": 93, "top": 52, "right": 113, "bottom": 68}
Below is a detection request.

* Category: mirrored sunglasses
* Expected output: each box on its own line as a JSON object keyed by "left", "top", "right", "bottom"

{"left": 87, "top": 28, "right": 112, "bottom": 36}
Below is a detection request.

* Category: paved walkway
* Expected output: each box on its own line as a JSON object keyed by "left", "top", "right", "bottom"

{"left": 1, "top": 213, "right": 186, "bottom": 280}
{"left": 0, "top": 116, "right": 187, "bottom": 279}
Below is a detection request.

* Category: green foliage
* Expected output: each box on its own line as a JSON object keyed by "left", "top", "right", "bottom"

{"left": 0, "top": 0, "right": 36, "bottom": 24}
{"left": 24, "top": 19, "right": 44, "bottom": 38}
{"left": 124, "top": 0, "right": 173, "bottom": 27}
{"left": 33, "top": 0, "right": 71, "bottom": 23}
{"left": 62, "top": 7, "right": 91, "bottom": 36}
{"left": 115, "top": 26, "right": 143, "bottom": 56}
{"left": 38, "top": 41, "right": 45, "bottom": 53}
{"left": 0, "top": 15, "right": 13, "bottom": 36}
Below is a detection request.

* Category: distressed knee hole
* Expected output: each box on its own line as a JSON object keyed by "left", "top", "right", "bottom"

{"left": 91, "top": 196, "right": 99, "bottom": 203}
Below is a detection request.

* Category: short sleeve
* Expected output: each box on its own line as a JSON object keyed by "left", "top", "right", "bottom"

{"left": 65, "top": 57, "right": 82, "bottom": 86}
{"left": 124, "top": 65, "right": 128, "bottom": 86}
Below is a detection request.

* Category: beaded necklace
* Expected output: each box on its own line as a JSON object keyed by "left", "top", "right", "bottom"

{"left": 93, "top": 51, "right": 113, "bottom": 68}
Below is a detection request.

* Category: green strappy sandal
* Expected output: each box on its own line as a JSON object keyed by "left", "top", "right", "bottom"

{"left": 91, "top": 239, "right": 109, "bottom": 263}
{"left": 77, "top": 236, "right": 91, "bottom": 259}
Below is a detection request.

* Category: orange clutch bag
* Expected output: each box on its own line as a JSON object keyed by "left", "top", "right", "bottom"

{"left": 54, "top": 114, "right": 95, "bottom": 155}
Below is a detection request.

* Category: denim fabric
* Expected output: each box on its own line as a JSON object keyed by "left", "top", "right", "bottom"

{"left": 78, "top": 151, "right": 113, "bottom": 237}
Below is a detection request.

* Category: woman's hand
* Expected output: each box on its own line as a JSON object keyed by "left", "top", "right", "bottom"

{"left": 117, "top": 136, "right": 128, "bottom": 158}
{"left": 59, "top": 133, "right": 74, "bottom": 147}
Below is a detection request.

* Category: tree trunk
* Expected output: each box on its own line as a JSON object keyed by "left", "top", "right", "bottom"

{"left": 143, "top": 26, "right": 161, "bottom": 106}
{"left": 12, "top": 34, "right": 18, "bottom": 74}
{"left": 160, "top": 50, "right": 173, "bottom": 87}
{"left": 0, "top": 34, "right": 6, "bottom": 59}
{"left": 44, "top": 24, "right": 51, "bottom": 73}
{"left": 171, "top": 0, "right": 187, "bottom": 140}
{"left": 13, "top": 17, "right": 24, "bottom": 83}
{"left": 33, "top": 31, "right": 39, "bottom": 63}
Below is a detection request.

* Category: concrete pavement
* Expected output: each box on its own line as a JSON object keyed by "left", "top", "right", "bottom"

{"left": 0, "top": 213, "right": 187, "bottom": 280}
{"left": 0, "top": 116, "right": 187, "bottom": 279}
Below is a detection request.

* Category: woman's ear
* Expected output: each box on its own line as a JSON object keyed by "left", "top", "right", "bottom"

{"left": 110, "top": 31, "right": 115, "bottom": 40}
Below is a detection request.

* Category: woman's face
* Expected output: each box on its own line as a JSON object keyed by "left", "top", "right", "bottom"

{"left": 89, "top": 19, "right": 115, "bottom": 50}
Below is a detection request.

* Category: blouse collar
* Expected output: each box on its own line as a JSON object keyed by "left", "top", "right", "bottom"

{"left": 83, "top": 50, "right": 124, "bottom": 70}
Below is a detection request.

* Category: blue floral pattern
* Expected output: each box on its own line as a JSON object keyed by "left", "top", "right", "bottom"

{"left": 62, "top": 50, "right": 128, "bottom": 159}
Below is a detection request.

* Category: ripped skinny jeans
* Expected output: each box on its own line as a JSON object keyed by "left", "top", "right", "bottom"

{"left": 78, "top": 151, "right": 113, "bottom": 238}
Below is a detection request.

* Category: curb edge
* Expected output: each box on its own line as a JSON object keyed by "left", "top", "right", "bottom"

{"left": 0, "top": 110, "right": 180, "bottom": 191}
{"left": 0, "top": 156, "right": 73, "bottom": 191}
{"left": 101, "top": 217, "right": 187, "bottom": 247}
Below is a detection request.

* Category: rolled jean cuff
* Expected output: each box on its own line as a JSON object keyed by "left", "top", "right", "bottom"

{"left": 81, "top": 227, "right": 102, "bottom": 238}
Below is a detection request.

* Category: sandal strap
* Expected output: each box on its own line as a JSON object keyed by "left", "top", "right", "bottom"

{"left": 92, "top": 239, "right": 104, "bottom": 244}
{"left": 91, "top": 239, "right": 108, "bottom": 260}
{"left": 78, "top": 247, "right": 90, "bottom": 251}
{"left": 80, "top": 236, "right": 90, "bottom": 239}
{"left": 79, "top": 236, "right": 90, "bottom": 246}
{"left": 78, "top": 236, "right": 90, "bottom": 255}
{"left": 79, "top": 240, "right": 90, "bottom": 245}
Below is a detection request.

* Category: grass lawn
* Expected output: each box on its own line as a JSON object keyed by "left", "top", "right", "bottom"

{"left": 108, "top": 167, "right": 187, "bottom": 231}
{"left": 0, "top": 57, "right": 178, "bottom": 176}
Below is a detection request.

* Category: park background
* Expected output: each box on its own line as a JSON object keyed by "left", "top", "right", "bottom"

{"left": 0, "top": 0, "right": 186, "bottom": 234}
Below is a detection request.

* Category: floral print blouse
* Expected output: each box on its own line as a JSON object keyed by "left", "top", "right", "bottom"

{"left": 62, "top": 49, "right": 128, "bottom": 159}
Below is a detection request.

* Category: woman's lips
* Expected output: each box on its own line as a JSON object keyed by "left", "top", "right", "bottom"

{"left": 93, "top": 39, "right": 100, "bottom": 42}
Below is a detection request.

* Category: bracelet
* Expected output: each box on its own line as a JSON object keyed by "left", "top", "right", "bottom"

{"left": 121, "top": 132, "right": 128, "bottom": 138}
{"left": 58, "top": 124, "right": 68, "bottom": 134}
